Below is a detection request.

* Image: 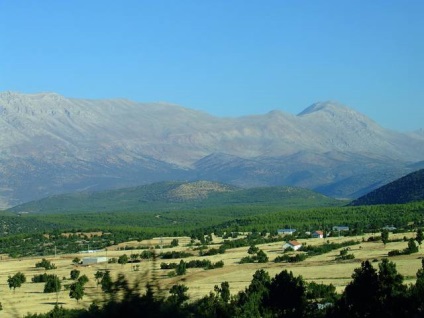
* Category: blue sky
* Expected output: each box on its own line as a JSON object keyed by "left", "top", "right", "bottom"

{"left": 1, "top": 0, "right": 423, "bottom": 131}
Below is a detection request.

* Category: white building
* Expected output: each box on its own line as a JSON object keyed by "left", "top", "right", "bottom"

{"left": 283, "top": 240, "right": 302, "bottom": 251}
{"left": 82, "top": 257, "right": 108, "bottom": 266}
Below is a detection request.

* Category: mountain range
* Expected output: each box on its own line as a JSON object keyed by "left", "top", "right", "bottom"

{"left": 1, "top": 91, "right": 423, "bottom": 209}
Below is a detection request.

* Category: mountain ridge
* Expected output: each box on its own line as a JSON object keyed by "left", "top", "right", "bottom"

{"left": 1, "top": 92, "right": 423, "bottom": 208}
{"left": 349, "top": 169, "right": 424, "bottom": 206}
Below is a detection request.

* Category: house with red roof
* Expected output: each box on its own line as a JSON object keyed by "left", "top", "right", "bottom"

{"left": 283, "top": 240, "right": 302, "bottom": 251}
{"left": 312, "top": 230, "right": 324, "bottom": 238}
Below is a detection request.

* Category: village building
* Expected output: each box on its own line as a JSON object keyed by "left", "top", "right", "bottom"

{"left": 277, "top": 228, "right": 296, "bottom": 235}
{"left": 311, "top": 230, "right": 324, "bottom": 238}
{"left": 332, "top": 226, "right": 349, "bottom": 232}
{"left": 82, "top": 257, "right": 108, "bottom": 266}
{"left": 283, "top": 240, "right": 302, "bottom": 251}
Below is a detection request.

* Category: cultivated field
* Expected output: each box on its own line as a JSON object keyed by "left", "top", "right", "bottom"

{"left": 0, "top": 232, "right": 422, "bottom": 317}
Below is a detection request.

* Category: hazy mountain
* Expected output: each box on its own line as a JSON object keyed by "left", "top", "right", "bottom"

{"left": 8, "top": 181, "right": 342, "bottom": 214}
{"left": 1, "top": 91, "right": 423, "bottom": 208}
{"left": 349, "top": 169, "right": 424, "bottom": 206}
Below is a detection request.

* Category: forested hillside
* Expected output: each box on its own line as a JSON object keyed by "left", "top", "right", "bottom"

{"left": 349, "top": 169, "right": 424, "bottom": 206}
{"left": 8, "top": 181, "right": 342, "bottom": 214}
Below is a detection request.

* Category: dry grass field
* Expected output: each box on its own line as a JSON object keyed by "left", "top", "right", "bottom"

{"left": 0, "top": 232, "right": 422, "bottom": 317}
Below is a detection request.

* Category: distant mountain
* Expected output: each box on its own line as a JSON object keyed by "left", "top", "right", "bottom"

{"left": 1, "top": 92, "right": 423, "bottom": 208}
{"left": 349, "top": 169, "right": 424, "bottom": 206}
{"left": 7, "top": 181, "right": 342, "bottom": 214}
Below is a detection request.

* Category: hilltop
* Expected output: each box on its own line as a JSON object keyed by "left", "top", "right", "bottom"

{"left": 8, "top": 181, "right": 342, "bottom": 214}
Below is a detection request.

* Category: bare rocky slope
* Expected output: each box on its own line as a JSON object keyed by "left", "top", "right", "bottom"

{"left": 1, "top": 91, "right": 423, "bottom": 208}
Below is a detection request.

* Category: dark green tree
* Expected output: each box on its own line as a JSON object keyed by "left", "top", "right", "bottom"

{"left": 35, "top": 258, "right": 56, "bottom": 270}
{"left": 256, "top": 250, "right": 269, "bottom": 263}
{"left": 101, "top": 271, "right": 113, "bottom": 294}
{"left": 69, "top": 281, "right": 84, "bottom": 303}
{"left": 407, "top": 238, "right": 419, "bottom": 254}
{"left": 118, "top": 254, "right": 129, "bottom": 267}
{"left": 168, "top": 284, "right": 189, "bottom": 305}
{"left": 44, "top": 275, "right": 61, "bottom": 293}
{"left": 94, "top": 270, "right": 104, "bottom": 287}
{"left": 171, "top": 239, "right": 179, "bottom": 247}
{"left": 78, "top": 274, "right": 89, "bottom": 286}
{"left": 416, "top": 228, "right": 424, "bottom": 247}
{"left": 70, "top": 269, "right": 80, "bottom": 280}
{"left": 410, "top": 259, "right": 424, "bottom": 313}
{"left": 214, "top": 281, "right": 230, "bottom": 303}
{"left": 247, "top": 245, "right": 259, "bottom": 254}
{"left": 266, "top": 270, "right": 306, "bottom": 317}
{"left": 7, "top": 272, "right": 26, "bottom": 292}
{"left": 175, "top": 260, "right": 187, "bottom": 276}
{"left": 338, "top": 260, "right": 380, "bottom": 317}
{"left": 381, "top": 229, "right": 389, "bottom": 246}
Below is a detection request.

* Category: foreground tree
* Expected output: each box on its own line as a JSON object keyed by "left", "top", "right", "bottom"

{"left": 168, "top": 284, "right": 189, "bottom": 305}
{"left": 266, "top": 270, "right": 306, "bottom": 317}
{"left": 338, "top": 260, "right": 380, "bottom": 317}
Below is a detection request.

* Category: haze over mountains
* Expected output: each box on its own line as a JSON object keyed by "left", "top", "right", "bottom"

{"left": 1, "top": 91, "right": 423, "bottom": 209}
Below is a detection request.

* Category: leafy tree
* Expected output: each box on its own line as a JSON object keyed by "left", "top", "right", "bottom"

{"left": 168, "top": 284, "right": 189, "bottom": 305}
{"left": 44, "top": 274, "right": 61, "bottom": 304}
{"left": 130, "top": 253, "right": 139, "bottom": 263}
{"left": 170, "top": 239, "right": 179, "bottom": 247}
{"left": 70, "top": 269, "right": 80, "bottom": 280}
{"left": 101, "top": 271, "right": 113, "bottom": 294}
{"left": 94, "top": 270, "right": 104, "bottom": 286}
{"left": 266, "top": 270, "right": 307, "bottom": 317}
{"left": 406, "top": 238, "right": 419, "bottom": 254}
{"left": 72, "top": 257, "right": 81, "bottom": 265}
{"left": 214, "top": 281, "right": 230, "bottom": 303}
{"left": 78, "top": 274, "right": 89, "bottom": 286}
{"left": 410, "top": 259, "right": 424, "bottom": 313}
{"left": 7, "top": 272, "right": 26, "bottom": 292}
{"left": 175, "top": 260, "right": 186, "bottom": 276}
{"left": 306, "top": 281, "right": 337, "bottom": 303}
{"left": 378, "top": 258, "right": 405, "bottom": 298}
{"left": 118, "top": 254, "right": 129, "bottom": 267}
{"left": 338, "top": 260, "right": 380, "bottom": 317}
{"left": 256, "top": 250, "right": 268, "bottom": 263}
{"left": 35, "top": 258, "right": 56, "bottom": 270}
{"left": 381, "top": 229, "right": 389, "bottom": 246}
{"left": 247, "top": 245, "right": 259, "bottom": 254}
{"left": 69, "top": 281, "right": 84, "bottom": 303}
{"left": 377, "top": 258, "right": 407, "bottom": 316}
{"left": 416, "top": 228, "right": 424, "bottom": 247}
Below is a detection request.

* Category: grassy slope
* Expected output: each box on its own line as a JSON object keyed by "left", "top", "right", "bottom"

{"left": 8, "top": 181, "right": 343, "bottom": 214}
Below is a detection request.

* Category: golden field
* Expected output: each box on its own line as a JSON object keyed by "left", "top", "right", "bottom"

{"left": 0, "top": 232, "right": 422, "bottom": 317}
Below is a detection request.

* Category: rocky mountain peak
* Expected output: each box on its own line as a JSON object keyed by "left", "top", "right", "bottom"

{"left": 1, "top": 91, "right": 423, "bottom": 208}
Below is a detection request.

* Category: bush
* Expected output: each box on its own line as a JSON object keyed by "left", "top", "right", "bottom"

{"left": 35, "top": 258, "right": 56, "bottom": 270}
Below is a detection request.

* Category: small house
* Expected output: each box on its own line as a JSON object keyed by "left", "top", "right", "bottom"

{"left": 283, "top": 240, "right": 302, "bottom": 251}
{"left": 382, "top": 225, "right": 397, "bottom": 231}
{"left": 332, "top": 226, "right": 349, "bottom": 232}
{"left": 82, "top": 257, "right": 108, "bottom": 266}
{"left": 312, "top": 230, "right": 324, "bottom": 238}
{"left": 277, "top": 228, "right": 296, "bottom": 236}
